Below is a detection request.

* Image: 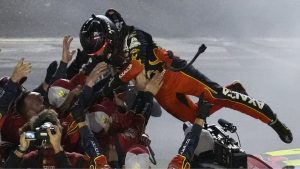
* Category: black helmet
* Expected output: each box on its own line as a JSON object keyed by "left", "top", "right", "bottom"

{"left": 79, "top": 14, "right": 118, "bottom": 58}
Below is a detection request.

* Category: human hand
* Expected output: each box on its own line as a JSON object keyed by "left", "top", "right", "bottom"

{"left": 197, "top": 92, "right": 212, "bottom": 120}
{"left": 47, "top": 125, "right": 63, "bottom": 153}
{"left": 85, "top": 62, "right": 108, "bottom": 87}
{"left": 134, "top": 70, "right": 147, "bottom": 91}
{"left": 74, "top": 48, "right": 90, "bottom": 65}
{"left": 11, "top": 58, "right": 32, "bottom": 83}
{"left": 62, "top": 35, "right": 76, "bottom": 64}
{"left": 19, "top": 132, "right": 31, "bottom": 151}
{"left": 144, "top": 71, "right": 165, "bottom": 96}
{"left": 44, "top": 61, "right": 58, "bottom": 84}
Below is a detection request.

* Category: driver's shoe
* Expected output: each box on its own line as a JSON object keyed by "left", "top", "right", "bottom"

{"left": 269, "top": 118, "right": 293, "bottom": 144}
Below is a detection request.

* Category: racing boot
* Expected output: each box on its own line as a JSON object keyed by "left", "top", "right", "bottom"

{"left": 226, "top": 80, "right": 248, "bottom": 96}
{"left": 269, "top": 116, "right": 293, "bottom": 143}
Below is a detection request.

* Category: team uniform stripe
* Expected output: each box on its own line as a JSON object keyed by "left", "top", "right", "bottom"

{"left": 181, "top": 71, "right": 271, "bottom": 122}
{"left": 180, "top": 71, "right": 217, "bottom": 94}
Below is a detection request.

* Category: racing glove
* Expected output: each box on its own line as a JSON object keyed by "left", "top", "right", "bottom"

{"left": 66, "top": 49, "right": 90, "bottom": 79}
{"left": 44, "top": 61, "right": 58, "bottom": 84}
{"left": 197, "top": 92, "right": 212, "bottom": 120}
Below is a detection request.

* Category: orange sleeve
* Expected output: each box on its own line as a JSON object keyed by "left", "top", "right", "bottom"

{"left": 153, "top": 47, "right": 174, "bottom": 67}
{"left": 118, "top": 60, "right": 144, "bottom": 83}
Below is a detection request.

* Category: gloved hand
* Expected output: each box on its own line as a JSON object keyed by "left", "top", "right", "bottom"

{"left": 66, "top": 49, "right": 90, "bottom": 79}
{"left": 197, "top": 92, "right": 212, "bottom": 120}
{"left": 44, "top": 61, "right": 58, "bottom": 84}
{"left": 75, "top": 49, "right": 90, "bottom": 65}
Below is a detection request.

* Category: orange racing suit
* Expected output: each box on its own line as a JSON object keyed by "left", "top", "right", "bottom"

{"left": 101, "top": 26, "right": 276, "bottom": 124}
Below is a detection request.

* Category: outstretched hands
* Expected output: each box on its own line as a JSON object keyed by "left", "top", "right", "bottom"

{"left": 85, "top": 62, "right": 108, "bottom": 87}
{"left": 197, "top": 92, "right": 212, "bottom": 120}
{"left": 144, "top": 71, "right": 165, "bottom": 96}
{"left": 135, "top": 69, "right": 165, "bottom": 96}
{"left": 11, "top": 58, "right": 31, "bottom": 83}
{"left": 44, "top": 61, "right": 58, "bottom": 84}
{"left": 62, "top": 35, "right": 76, "bottom": 64}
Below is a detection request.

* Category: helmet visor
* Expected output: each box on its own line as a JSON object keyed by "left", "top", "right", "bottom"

{"left": 87, "top": 40, "right": 110, "bottom": 57}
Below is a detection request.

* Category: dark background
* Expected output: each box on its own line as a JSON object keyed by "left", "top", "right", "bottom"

{"left": 1, "top": 0, "right": 300, "bottom": 38}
